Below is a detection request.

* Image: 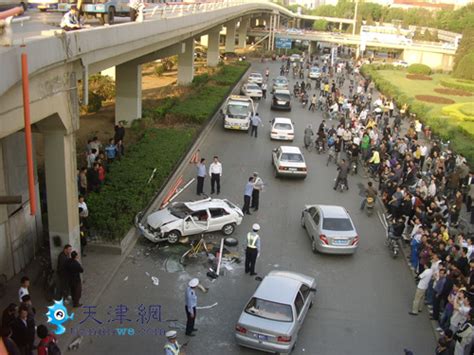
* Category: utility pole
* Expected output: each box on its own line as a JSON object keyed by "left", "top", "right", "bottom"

{"left": 352, "top": 0, "right": 359, "bottom": 36}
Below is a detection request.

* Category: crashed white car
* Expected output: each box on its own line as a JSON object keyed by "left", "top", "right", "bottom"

{"left": 136, "top": 198, "right": 244, "bottom": 243}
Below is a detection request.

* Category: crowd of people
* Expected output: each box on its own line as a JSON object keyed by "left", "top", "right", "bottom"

{"left": 0, "top": 243, "right": 85, "bottom": 354}
{"left": 287, "top": 51, "right": 474, "bottom": 354}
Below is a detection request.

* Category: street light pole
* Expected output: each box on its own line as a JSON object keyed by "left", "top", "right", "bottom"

{"left": 352, "top": 0, "right": 359, "bottom": 36}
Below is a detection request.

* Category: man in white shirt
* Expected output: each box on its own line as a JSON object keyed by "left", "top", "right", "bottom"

{"left": 409, "top": 261, "right": 433, "bottom": 315}
{"left": 209, "top": 156, "right": 222, "bottom": 195}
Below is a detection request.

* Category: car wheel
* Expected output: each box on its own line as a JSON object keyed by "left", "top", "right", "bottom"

{"left": 167, "top": 230, "right": 181, "bottom": 244}
{"left": 301, "top": 214, "right": 306, "bottom": 229}
{"left": 311, "top": 238, "right": 318, "bottom": 254}
{"left": 222, "top": 223, "right": 235, "bottom": 236}
{"left": 224, "top": 236, "right": 238, "bottom": 247}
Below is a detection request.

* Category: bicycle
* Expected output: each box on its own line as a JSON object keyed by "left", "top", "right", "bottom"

{"left": 180, "top": 235, "right": 210, "bottom": 266}
{"left": 0, "top": 274, "right": 7, "bottom": 299}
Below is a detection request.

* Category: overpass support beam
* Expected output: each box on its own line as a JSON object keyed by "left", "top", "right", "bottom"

{"left": 178, "top": 38, "right": 195, "bottom": 85}
{"left": 225, "top": 19, "right": 237, "bottom": 53}
{"left": 207, "top": 28, "right": 220, "bottom": 67}
{"left": 41, "top": 123, "right": 80, "bottom": 265}
{"left": 238, "top": 17, "right": 249, "bottom": 48}
{"left": 116, "top": 62, "right": 142, "bottom": 126}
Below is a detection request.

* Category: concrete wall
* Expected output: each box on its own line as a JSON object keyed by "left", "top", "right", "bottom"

{"left": 403, "top": 48, "right": 454, "bottom": 71}
{"left": 0, "top": 133, "right": 42, "bottom": 279}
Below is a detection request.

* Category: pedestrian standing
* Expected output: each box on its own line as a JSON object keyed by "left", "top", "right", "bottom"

{"left": 57, "top": 244, "right": 72, "bottom": 301}
{"left": 261, "top": 82, "right": 267, "bottom": 99}
{"left": 78, "top": 196, "right": 89, "bottom": 229}
{"left": 251, "top": 172, "right": 264, "bottom": 211}
{"left": 185, "top": 278, "right": 199, "bottom": 337}
{"left": 209, "top": 156, "right": 222, "bottom": 195}
{"left": 65, "top": 251, "right": 83, "bottom": 308}
{"left": 114, "top": 121, "right": 125, "bottom": 143}
{"left": 10, "top": 305, "right": 35, "bottom": 355}
{"left": 242, "top": 176, "right": 254, "bottom": 215}
{"left": 250, "top": 113, "right": 263, "bottom": 138}
{"left": 164, "top": 330, "right": 181, "bottom": 355}
{"left": 196, "top": 158, "right": 206, "bottom": 196}
{"left": 245, "top": 224, "right": 261, "bottom": 276}
{"left": 409, "top": 261, "right": 433, "bottom": 316}
{"left": 18, "top": 277, "right": 30, "bottom": 304}
{"left": 104, "top": 139, "right": 117, "bottom": 164}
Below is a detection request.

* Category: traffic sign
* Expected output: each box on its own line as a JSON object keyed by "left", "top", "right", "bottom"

{"left": 275, "top": 38, "right": 292, "bottom": 49}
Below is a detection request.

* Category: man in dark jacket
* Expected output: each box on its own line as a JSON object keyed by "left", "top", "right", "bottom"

{"left": 86, "top": 163, "right": 100, "bottom": 193}
{"left": 57, "top": 244, "right": 72, "bottom": 300}
{"left": 10, "top": 305, "right": 35, "bottom": 355}
{"left": 114, "top": 121, "right": 125, "bottom": 142}
{"left": 65, "top": 251, "right": 84, "bottom": 308}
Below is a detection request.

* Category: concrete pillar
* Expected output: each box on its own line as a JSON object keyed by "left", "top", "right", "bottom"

{"left": 200, "top": 35, "right": 208, "bottom": 47}
{"left": 43, "top": 128, "right": 80, "bottom": 265}
{"left": 115, "top": 62, "right": 142, "bottom": 126}
{"left": 225, "top": 19, "right": 237, "bottom": 53}
{"left": 238, "top": 17, "right": 249, "bottom": 48}
{"left": 207, "top": 29, "right": 220, "bottom": 67}
{"left": 178, "top": 38, "right": 195, "bottom": 85}
{"left": 339, "top": 22, "right": 343, "bottom": 31}
{"left": 251, "top": 17, "right": 257, "bottom": 28}
{"left": 308, "top": 41, "right": 313, "bottom": 55}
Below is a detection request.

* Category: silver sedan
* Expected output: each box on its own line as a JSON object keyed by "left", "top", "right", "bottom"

{"left": 301, "top": 204, "right": 359, "bottom": 254}
{"left": 235, "top": 270, "right": 316, "bottom": 354}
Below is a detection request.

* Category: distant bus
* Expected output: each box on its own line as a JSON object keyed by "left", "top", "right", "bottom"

{"left": 360, "top": 25, "right": 413, "bottom": 45}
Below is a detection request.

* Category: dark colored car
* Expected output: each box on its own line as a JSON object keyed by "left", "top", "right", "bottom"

{"left": 271, "top": 89, "right": 291, "bottom": 111}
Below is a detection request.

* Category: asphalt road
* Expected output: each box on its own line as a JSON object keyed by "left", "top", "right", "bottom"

{"left": 74, "top": 60, "right": 435, "bottom": 355}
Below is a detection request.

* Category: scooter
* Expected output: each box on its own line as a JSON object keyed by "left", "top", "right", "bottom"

{"left": 385, "top": 233, "right": 400, "bottom": 258}
{"left": 365, "top": 196, "right": 375, "bottom": 217}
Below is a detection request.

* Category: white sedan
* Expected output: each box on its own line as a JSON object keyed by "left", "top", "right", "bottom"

{"left": 393, "top": 60, "right": 409, "bottom": 68}
{"left": 241, "top": 83, "right": 263, "bottom": 99}
{"left": 136, "top": 197, "right": 243, "bottom": 243}
{"left": 270, "top": 117, "right": 294, "bottom": 141}
{"left": 272, "top": 146, "right": 307, "bottom": 178}
{"left": 248, "top": 72, "right": 263, "bottom": 86}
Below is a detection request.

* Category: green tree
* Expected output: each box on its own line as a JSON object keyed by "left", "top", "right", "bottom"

{"left": 453, "top": 52, "right": 474, "bottom": 81}
{"left": 454, "top": 27, "right": 474, "bottom": 72}
{"left": 312, "top": 19, "right": 328, "bottom": 31}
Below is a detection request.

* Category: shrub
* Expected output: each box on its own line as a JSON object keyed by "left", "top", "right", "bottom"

{"left": 88, "top": 74, "right": 115, "bottom": 100}
{"left": 87, "top": 128, "right": 195, "bottom": 241}
{"left": 440, "top": 78, "right": 474, "bottom": 93}
{"left": 87, "top": 92, "right": 103, "bottom": 113}
{"left": 442, "top": 103, "right": 474, "bottom": 122}
{"left": 154, "top": 64, "right": 165, "bottom": 77}
{"left": 213, "top": 62, "right": 250, "bottom": 85}
{"left": 407, "top": 64, "right": 432, "bottom": 75}
{"left": 192, "top": 73, "right": 210, "bottom": 86}
{"left": 453, "top": 52, "right": 474, "bottom": 81}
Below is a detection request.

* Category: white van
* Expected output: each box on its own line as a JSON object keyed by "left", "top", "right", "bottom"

{"left": 222, "top": 95, "right": 255, "bottom": 131}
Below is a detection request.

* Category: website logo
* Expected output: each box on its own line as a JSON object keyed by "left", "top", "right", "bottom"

{"left": 46, "top": 299, "right": 74, "bottom": 335}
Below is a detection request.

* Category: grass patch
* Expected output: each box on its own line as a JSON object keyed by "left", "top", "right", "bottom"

{"left": 440, "top": 78, "right": 474, "bottom": 93}
{"left": 434, "top": 88, "right": 473, "bottom": 97}
{"left": 406, "top": 74, "right": 432, "bottom": 81}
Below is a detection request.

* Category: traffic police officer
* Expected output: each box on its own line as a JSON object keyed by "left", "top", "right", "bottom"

{"left": 251, "top": 172, "right": 264, "bottom": 211}
{"left": 164, "top": 330, "right": 181, "bottom": 355}
{"left": 245, "top": 224, "right": 261, "bottom": 276}
{"left": 184, "top": 278, "right": 199, "bottom": 336}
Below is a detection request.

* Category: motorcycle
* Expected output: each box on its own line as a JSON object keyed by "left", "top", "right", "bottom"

{"left": 336, "top": 177, "right": 348, "bottom": 192}
{"left": 385, "top": 232, "right": 400, "bottom": 258}
{"left": 365, "top": 196, "right": 375, "bottom": 217}
{"left": 316, "top": 139, "right": 324, "bottom": 154}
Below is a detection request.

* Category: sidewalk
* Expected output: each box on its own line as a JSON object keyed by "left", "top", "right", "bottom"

{"left": 0, "top": 244, "right": 124, "bottom": 350}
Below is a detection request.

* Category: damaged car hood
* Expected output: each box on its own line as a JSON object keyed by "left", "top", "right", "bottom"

{"left": 147, "top": 209, "right": 180, "bottom": 229}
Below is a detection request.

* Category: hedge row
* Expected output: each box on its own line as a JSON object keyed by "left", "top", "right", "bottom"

{"left": 361, "top": 64, "right": 474, "bottom": 166}
{"left": 87, "top": 129, "right": 195, "bottom": 241}
{"left": 442, "top": 103, "right": 474, "bottom": 122}
{"left": 88, "top": 62, "right": 250, "bottom": 241}
{"left": 440, "top": 78, "right": 474, "bottom": 93}
{"left": 407, "top": 63, "right": 432, "bottom": 75}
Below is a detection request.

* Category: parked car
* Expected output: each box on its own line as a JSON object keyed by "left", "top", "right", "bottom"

{"left": 248, "top": 72, "right": 263, "bottom": 86}
{"left": 301, "top": 204, "right": 359, "bottom": 254}
{"left": 393, "top": 60, "right": 409, "bottom": 68}
{"left": 308, "top": 66, "right": 321, "bottom": 79}
{"left": 235, "top": 270, "right": 317, "bottom": 354}
{"left": 272, "top": 146, "right": 307, "bottom": 178}
{"left": 270, "top": 117, "right": 294, "bottom": 141}
{"left": 271, "top": 89, "right": 291, "bottom": 111}
{"left": 136, "top": 197, "right": 243, "bottom": 243}
{"left": 289, "top": 54, "right": 302, "bottom": 62}
{"left": 222, "top": 95, "right": 255, "bottom": 131}
{"left": 271, "top": 76, "right": 289, "bottom": 93}
{"left": 241, "top": 83, "right": 263, "bottom": 99}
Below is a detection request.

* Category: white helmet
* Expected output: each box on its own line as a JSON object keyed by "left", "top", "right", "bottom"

{"left": 252, "top": 223, "right": 260, "bottom": 231}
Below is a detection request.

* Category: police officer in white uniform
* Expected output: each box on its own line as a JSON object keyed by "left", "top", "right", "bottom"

{"left": 245, "top": 224, "right": 261, "bottom": 276}
{"left": 163, "top": 330, "right": 181, "bottom": 355}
